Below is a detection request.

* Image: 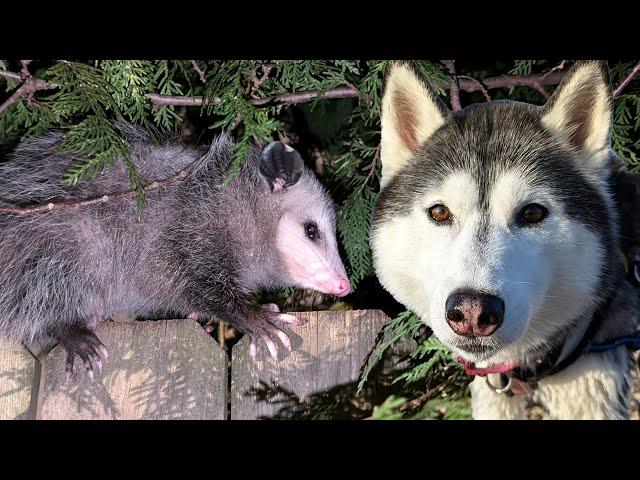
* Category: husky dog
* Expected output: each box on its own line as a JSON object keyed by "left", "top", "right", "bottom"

{"left": 370, "top": 60, "right": 640, "bottom": 419}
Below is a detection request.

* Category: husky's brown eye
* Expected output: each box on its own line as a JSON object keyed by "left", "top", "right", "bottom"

{"left": 428, "top": 204, "right": 451, "bottom": 223}
{"left": 304, "top": 221, "right": 318, "bottom": 240}
{"left": 519, "top": 203, "right": 548, "bottom": 225}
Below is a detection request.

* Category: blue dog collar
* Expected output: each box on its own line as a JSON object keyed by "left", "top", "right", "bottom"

{"left": 587, "top": 331, "right": 640, "bottom": 353}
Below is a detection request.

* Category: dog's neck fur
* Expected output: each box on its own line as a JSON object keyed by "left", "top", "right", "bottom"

{"left": 515, "top": 260, "right": 637, "bottom": 383}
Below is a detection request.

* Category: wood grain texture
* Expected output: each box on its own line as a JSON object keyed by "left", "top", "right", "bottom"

{"left": 231, "top": 309, "right": 389, "bottom": 419}
{"left": 0, "top": 338, "right": 37, "bottom": 420}
{"left": 41, "top": 319, "right": 227, "bottom": 419}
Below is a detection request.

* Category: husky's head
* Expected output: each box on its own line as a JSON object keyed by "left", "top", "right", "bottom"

{"left": 370, "top": 61, "right": 620, "bottom": 365}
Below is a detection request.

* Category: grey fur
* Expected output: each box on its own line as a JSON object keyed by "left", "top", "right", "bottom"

{"left": 0, "top": 127, "right": 339, "bottom": 350}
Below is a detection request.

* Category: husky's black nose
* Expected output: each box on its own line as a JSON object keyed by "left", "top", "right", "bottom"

{"left": 445, "top": 289, "right": 504, "bottom": 337}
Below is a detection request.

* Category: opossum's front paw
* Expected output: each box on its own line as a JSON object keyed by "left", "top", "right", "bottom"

{"left": 242, "top": 305, "right": 300, "bottom": 361}
{"left": 57, "top": 328, "right": 109, "bottom": 381}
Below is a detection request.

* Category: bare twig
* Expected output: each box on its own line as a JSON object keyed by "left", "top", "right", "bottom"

{"left": 20, "top": 60, "right": 32, "bottom": 78}
{"left": 613, "top": 61, "right": 640, "bottom": 98}
{"left": 398, "top": 380, "right": 448, "bottom": 412}
{"left": 0, "top": 70, "right": 23, "bottom": 83}
{"left": 145, "top": 84, "right": 362, "bottom": 108}
{"left": 1, "top": 65, "right": 571, "bottom": 117}
{"left": 361, "top": 144, "right": 381, "bottom": 189}
{"left": 542, "top": 60, "right": 567, "bottom": 80}
{"left": 455, "top": 70, "right": 566, "bottom": 94}
{"left": 0, "top": 61, "right": 50, "bottom": 114}
{"left": 190, "top": 60, "right": 207, "bottom": 84}
{"left": 458, "top": 75, "right": 491, "bottom": 101}
{"left": 0, "top": 83, "right": 31, "bottom": 115}
{"left": 0, "top": 152, "right": 206, "bottom": 217}
{"left": 251, "top": 65, "right": 272, "bottom": 98}
{"left": 227, "top": 115, "right": 243, "bottom": 133}
{"left": 531, "top": 81, "right": 550, "bottom": 100}
{"left": 442, "top": 60, "right": 462, "bottom": 111}
{"left": 145, "top": 93, "right": 211, "bottom": 107}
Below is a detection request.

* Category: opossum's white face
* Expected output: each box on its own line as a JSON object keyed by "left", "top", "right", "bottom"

{"left": 371, "top": 61, "right": 616, "bottom": 365}
{"left": 260, "top": 141, "right": 350, "bottom": 297}
{"left": 276, "top": 209, "right": 350, "bottom": 297}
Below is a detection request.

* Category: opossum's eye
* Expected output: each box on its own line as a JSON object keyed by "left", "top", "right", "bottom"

{"left": 518, "top": 203, "right": 548, "bottom": 226}
{"left": 428, "top": 204, "right": 451, "bottom": 224}
{"left": 304, "top": 221, "right": 319, "bottom": 241}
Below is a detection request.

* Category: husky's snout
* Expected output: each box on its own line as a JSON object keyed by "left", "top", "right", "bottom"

{"left": 445, "top": 289, "right": 505, "bottom": 337}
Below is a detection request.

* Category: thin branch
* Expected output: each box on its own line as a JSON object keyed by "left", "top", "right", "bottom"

{"left": 144, "top": 75, "right": 569, "bottom": 105}
{"left": 251, "top": 65, "right": 272, "bottom": 98}
{"left": 361, "top": 143, "right": 381, "bottom": 189}
{"left": 1, "top": 65, "right": 570, "bottom": 116}
{"left": 20, "top": 60, "right": 32, "bottom": 79}
{"left": 542, "top": 60, "right": 567, "bottom": 80}
{"left": 0, "top": 70, "right": 23, "bottom": 83}
{"left": 0, "top": 83, "right": 31, "bottom": 115}
{"left": 441, "top": 60, "right": 462, "bottom": 111}
{"left": 227, "top": 114, "right": 243, "bottom": 133}
{"left": 0, "top": 152, "right": 206, "bottom": 217}
{"left": 398, "top": 380, "right": 448, "bottom": 412}
{"left": 439, "top": 62, "right": 564, "bottom": 104}
{"left": 613, "top": 61, "right": 640, "bottom": 98}
{"left": 0, "top": 62, "right": 51, "bottom": 114}
{"left": 190, "top": 60, "right": 207, "bottom": 84}
{"left": 146, "top": 92, "right": 210, "bottom": 106}
{"left": 458, "top": 75, "right": 491, "bottom": 101}
{"left": 454, "top": 70, "right": 566, "bottom": 94}
{"left": 145, "top": 84, "right": 362, "bottom": 108}
{"left": 531, "top": 81, "right": 550, "bottom": 100}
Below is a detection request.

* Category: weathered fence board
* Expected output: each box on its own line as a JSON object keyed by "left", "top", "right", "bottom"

{"left": 0, "top": 338, "right": 38, "bottom": 420}
{"left": 230, "top": 309, "right": 389, "bottom": 420}
{"left": 41, "top": 319, "right": 227, "bottom": 419}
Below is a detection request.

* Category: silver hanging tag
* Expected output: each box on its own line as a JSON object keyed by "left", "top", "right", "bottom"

{"left": 486, "top": 373, "right": 512, "bottom": 395}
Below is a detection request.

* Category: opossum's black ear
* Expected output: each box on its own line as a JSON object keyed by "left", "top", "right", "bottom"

{"left": 259, "top": 142, "right": 304, "bottom": 192}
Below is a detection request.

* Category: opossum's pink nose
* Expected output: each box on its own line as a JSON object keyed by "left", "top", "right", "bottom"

{"left": 316, "top": 272, "right": 350, "bottom": 297}
{"left": 333, "top": 277, "right": 351, "bottom": 297}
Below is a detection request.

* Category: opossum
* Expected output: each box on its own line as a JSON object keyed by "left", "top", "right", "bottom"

{"left": 0, "top": 127, "right": 350, "bottom": 378}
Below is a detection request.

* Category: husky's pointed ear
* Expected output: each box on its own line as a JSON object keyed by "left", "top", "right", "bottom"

{"left": 380, "top": 61, "right": 449, "bottom": 187}
{"left": 541, "top": 60, "right": 613, "bottom": 160}
{"left": 259, "top": 141, "right": 304, "bottom": 192}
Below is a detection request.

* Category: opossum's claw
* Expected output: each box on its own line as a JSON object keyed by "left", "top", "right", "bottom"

{"left": 58, "top": 327, "right": 109, "bottom": 382}
{"left": 242, "top": 308, "right": 299, "bottom": 361}
{"left": 274, "top": 313, "right": 301, "bottom": 326}
{"left": 276, "top": 330, "right": 292, "bottom": 350}
{"left": 263, "top": 335, "right": 279, "bottom": 360}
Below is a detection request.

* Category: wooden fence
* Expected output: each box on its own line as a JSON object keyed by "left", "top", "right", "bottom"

{"left": 0, "top": 310, "right": 392, "bottom": 420}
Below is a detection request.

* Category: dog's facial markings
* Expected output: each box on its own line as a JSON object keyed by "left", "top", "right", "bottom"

{"left": 372, "top": 61, "right": 620, "bottom": 365}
